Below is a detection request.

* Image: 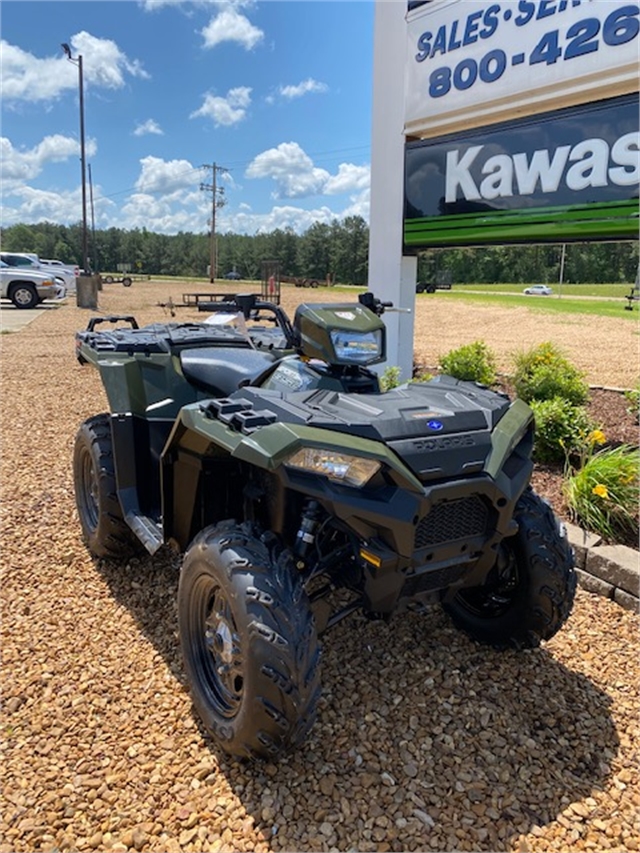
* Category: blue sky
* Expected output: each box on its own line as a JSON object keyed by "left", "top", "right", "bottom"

{"left": 1, "top": 0, "right": 375, "bottom": 235}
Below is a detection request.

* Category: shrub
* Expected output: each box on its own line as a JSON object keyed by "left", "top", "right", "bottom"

{"left": 438, "top": 341, "right": 497, "bottom": 386}
{"left": 411, "top": 369, "right": 434, "bottom": 384}
{"left": 564, "top": 443, "right": 640, "bottom": 543}
{"left": 380, "top": 366, "right": 434, "bottom": 392}
{"left": 623, "top": 381, "right": 640, "bottom": 423}
{"left": 380, "top": 366, "right": 401, "bottom": 392}
{"left": 529, "top": 398, "right": 595, "bottom": 464}
{"left": 513, "top": 341, "right": 589, "bottom": 405}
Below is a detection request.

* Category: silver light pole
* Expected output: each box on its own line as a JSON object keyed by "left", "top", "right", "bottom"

{"left": 62, "top": 43, "right": 90, "bottom": 276}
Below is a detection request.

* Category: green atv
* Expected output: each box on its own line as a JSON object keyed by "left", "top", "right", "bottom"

{"left": 73, "top": 292, "right": 576, "bottom": 759}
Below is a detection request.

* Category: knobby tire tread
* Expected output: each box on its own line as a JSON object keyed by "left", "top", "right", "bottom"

{"left": 74, "top": 414, "right": 142, "bottom": 559}
{"left": 445, "top": 488, "right": 576, "bottom": 649}
{"left": 180, "top": 521, "right": 320, "bottom": 759}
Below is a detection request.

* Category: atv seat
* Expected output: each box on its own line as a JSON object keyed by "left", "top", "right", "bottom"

{"left": 180, "top": 346, "right": 276, "bottom": 396}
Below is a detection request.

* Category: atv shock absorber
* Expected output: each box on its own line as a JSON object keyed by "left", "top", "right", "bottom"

{"left": 294, "top": 499, "right": 321, "bottom": 562}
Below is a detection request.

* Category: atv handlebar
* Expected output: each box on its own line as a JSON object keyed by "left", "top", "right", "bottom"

{"left": 358, "top": 292, "right": 410, "bottom": 315}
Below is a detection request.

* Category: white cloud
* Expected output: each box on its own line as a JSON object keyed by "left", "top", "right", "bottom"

{"left": 121, "top": 193, "right": 206, "bottom": 234}
{"left": 200, "top": 7, "right": 263, "bottom": 50}
{"left": 1, "top": 33, "right": 147, "bottom": 103}
{"left": 278, "top": 78, "right": 328, "bottom": 100}
{"left": 324, "top": 163, "right": 370, "bottom": 195}
{"left": 1, "top": 135, "right": 98, "bottom": 191}
{"left": 140, "top": 0, "right": 187, "bottom": 8}
{"left": 190, "top": 86, "right": 251, "bottom": 126}
{"left": 246, "top": 142, "right": 329, "bottom": 198}
{"left": 245, "top": 142, "right": 370, "bottom": 200}
{"left": 0, "top": 43, "right": 75, "bottom": 101}
{"left": 2, "top": 183, "right": 114, "bottom": 228}
{"left": 340, "top": 187, "right": 371, "bottom": 221}
{"left": 133, "top": 119, "right": 164, "bottom": 137}
{"left": 140, "top": 0, "right": 257, "bottom": 12}
{"left": 135, "top": 156, "right": 202, "bottom": 194}
{"left": 222, "top": 204, "right": 337, "bottom": 235}
{"left": 71, "top": 31, "right": 149, "bottom": 87}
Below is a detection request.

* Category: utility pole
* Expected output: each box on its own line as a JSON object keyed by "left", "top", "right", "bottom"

{"left": 200, "top": 163, "right": 228, "bottom": 283}
{"left": 88, "top": 163, "right": 98, "bottom": 274}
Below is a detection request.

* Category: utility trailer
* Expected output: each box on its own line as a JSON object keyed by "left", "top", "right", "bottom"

{"left": 101, "top": 274, "right": 150, "bottom": 287}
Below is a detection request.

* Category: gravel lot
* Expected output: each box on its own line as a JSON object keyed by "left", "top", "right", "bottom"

{"left": 1, "top": 283, "right": 639, "bottom": 853}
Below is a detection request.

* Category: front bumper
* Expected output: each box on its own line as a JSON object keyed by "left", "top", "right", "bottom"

{"left": 36, "top": 284, "right": 59, "bottom": 301}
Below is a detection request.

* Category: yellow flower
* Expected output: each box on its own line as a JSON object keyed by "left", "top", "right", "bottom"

{"left": 588, "top": 430, "right": 606, "bottom": 446}
{"left": 592, "top": 484, "right": 609, "bottom": 499}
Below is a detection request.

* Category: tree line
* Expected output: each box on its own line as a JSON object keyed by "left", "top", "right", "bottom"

{"left": 1, "top": 219, "right": 637, "bottom": 285}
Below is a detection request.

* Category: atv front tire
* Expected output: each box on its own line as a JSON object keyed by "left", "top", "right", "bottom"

{"left": 73, "top": 414, "right": 143, "bottom": 559}
{"left": 178, "top": 522, "right": 321, "bottom": 759}
{"left": 443, "top": 488, "right": 576, "bottom": 648}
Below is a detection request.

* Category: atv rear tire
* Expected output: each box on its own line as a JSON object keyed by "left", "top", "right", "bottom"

{"left": 73, "top": 414, "right": 143, "bottom": 559}
{"left": 178, "top": 522, "right": 320, "bottom": 759}
{"left": 443, "top": 488, "right": 576, "bottom": 648}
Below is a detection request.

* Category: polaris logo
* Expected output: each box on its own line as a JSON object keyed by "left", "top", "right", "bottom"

{"left": 445, "top": 132, "right": 639, "bottom": 203}
{"left": 414, "top": 435, "right": 476, "bottom": 451}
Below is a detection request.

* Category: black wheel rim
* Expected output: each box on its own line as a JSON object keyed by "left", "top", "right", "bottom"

{"left": 79, "top": 447, "right": 99, "bottom": 531}
{"left": 194, "top": 577, "right": 244, "bottom": 718}
{"left": 455, "top": 543, "right": 521, "bottom": 619}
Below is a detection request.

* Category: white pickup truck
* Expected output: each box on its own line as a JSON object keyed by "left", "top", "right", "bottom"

{"left": 0, "top": 260, "right": 59, "bottom": 308}
{"left": 0, "top": 252, "right": 77, "bottom": 295}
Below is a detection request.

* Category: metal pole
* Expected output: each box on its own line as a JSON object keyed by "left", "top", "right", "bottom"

{"left": 210, "top": 162, "right": 217, "bottom": 283}
{"left": 88, "top": 163, "right": 98, "bottom": 273}
{"left": 558, "top": 243, "right": 566, "bottom": 298}
{"left": 78, "top": 55, "right": 89, "bottom": 274}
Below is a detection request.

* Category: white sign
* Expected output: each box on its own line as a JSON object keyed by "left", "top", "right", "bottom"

{"left": 405, "top": 0, "right": 640, "bottom": 137}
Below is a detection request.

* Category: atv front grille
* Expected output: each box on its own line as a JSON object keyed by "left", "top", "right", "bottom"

{"left": 414, "top": 495, "right": 489, "bottom": 549}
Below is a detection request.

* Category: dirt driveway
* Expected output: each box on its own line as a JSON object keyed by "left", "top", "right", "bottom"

{"left": 1, "top": 282, "right": 638, "bottom": 853}
{"left": 409, "top": 295, "right": 638, "bottom": 390}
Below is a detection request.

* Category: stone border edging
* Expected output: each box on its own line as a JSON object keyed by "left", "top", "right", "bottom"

{"left": 565, "top": 522, "right": 639, "bottom": 612}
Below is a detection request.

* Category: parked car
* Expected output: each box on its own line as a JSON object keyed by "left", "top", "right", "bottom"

{"left": 523, "top": 284, "right": 553, "bottom": 295}
{"left": 0, "top": 252, "right": 76, "bottom": 294}
{"left": 224, "top": 271, "right": 242, "bottom": 280}
{"left": 40, "top": 259, "right": 79, "bottom": 292}
{"left": 0, "top": 259, "right": 59, "bottom": 308}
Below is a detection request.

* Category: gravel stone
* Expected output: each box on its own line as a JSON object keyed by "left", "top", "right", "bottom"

{"left": 1, "top": 283, "right": 638, "bottom": 853}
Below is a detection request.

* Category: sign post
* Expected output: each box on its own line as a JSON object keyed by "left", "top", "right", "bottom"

{"left": 368, "top": 0, "right": 417, "bottom": 381}
{"left": 368, "top": 0, "right": 639, "bottom": 375}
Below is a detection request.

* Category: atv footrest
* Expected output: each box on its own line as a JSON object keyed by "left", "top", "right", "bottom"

{"left": 125, "top": 511, "right": 163, "bottom": 555}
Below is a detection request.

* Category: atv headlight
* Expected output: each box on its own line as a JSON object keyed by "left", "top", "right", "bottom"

{"left": 329, "top": 329, "right": 383, "bottom": 365}
{"left": 285, "top": 448, "right": 381, "bottom": 487}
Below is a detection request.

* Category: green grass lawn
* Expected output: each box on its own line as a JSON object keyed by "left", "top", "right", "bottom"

{"left": 456, "top": 282, "right": 631, "bottom": 298}
{"left": 418, "top": 286, "right": 638, "bottom": 320}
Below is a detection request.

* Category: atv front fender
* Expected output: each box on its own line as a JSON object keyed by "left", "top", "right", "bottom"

{"left": 160, "top": 400, "right": 424, "bottom": 550}
{"left": 162, "top": 400, "right": 425, "bottom": 487}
